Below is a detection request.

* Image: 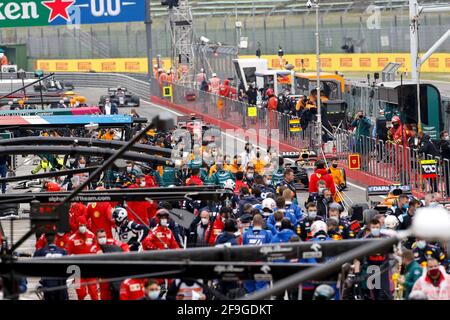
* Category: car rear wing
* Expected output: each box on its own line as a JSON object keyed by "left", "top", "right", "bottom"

{"left": 366, "top": 185, "right": 412, "bottom": 202}
{"left": 177, "top": 115, "right": 204, "bottom": 126}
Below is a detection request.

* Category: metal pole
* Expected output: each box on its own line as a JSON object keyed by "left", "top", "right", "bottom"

{"left": 145, "top": 0, "right": 153, "bottom": 80}
{"left": 242, "top": 234, "right": 404, "bottom": 300}
{"left": 409, "top": 0, "right": 422, "bottom": 132}
{"left": 53, "top": 121, "right": 158, "bottom": 209}
{"left": 315, "top": 0, "right": 322, "bottom": 149}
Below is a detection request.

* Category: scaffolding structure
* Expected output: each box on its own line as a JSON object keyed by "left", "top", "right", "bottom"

{"left": 169, "top": 0, "right": 196, "bottom": 86}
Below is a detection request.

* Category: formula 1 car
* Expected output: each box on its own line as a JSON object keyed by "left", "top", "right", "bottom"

{"left": 99, "top": 87, "right": 140, "bottom": 108}
{"left": 176, "top": 114, "right": 221, "bottom": 146}
{"left": 33, "top": 77, "right": 74, "bottom": 93}
{"left": 365, "top": 185, "right": 413, "bottom": 214}
{"left": 282, "top": 150, "right": 318, "bottom": 191}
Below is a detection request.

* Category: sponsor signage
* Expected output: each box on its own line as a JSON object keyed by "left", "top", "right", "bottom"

{"left": 420, "top": 159, "right": 438, "bottom": 179}
{"left": 367, "top": 185, "right": 412, "bottom": 195}
{"left": 348, "top": 154, "right": 360, "bottom": 170}
{"left": 0, "top": 0, "right": 145, "bottom": 28}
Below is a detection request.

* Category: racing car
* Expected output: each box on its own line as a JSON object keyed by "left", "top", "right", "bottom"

{"left": 33, "top": 77, "right": 74, "bottom": 93}
{"left": 99, "top": 87, "right": 140, "bottom": 108}
{"left": 282, "top": 150, "right": 318, "bottom": 191}
{"left": 281, "top": 150, "right": 347, "bottom": 191}
{"left": 365, "top": 185, "right": 413, "bottom": 214}
{"left": 176, "top": 114, "right": 221, "bottom": 146}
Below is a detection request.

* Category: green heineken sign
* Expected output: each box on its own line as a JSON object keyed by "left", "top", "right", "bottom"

{"left": 0, "top": 0, "right": 145, "bottom": 28}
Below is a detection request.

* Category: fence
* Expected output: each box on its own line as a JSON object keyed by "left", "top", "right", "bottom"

{"left": 149, "top": 75, "right": 450, "bottom": 196}
{"left": 333, "top": 127, "right": 450, "bottom": 198}
{"left": 1, "top": 10, "right": 449, "bottom": 60}
{"left": 21, "top": 71, "right": 446, "bottom": 196}
{"left": 150, "top": 77, "right": 315, "bottom": 151}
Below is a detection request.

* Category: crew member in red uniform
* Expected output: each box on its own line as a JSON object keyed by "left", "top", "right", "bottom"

{"left": 44, "top": 180, "right": 61, "bottom": 192}
{"left": 35, "top": 232, "right": 70, "bottom": 250}
{"left": 87, "top": 198, "right": 114, "bottom": 238}
{"left": 219, "top": 79, "right": 231, "bottom": 98}
{"left": 126, "top": 183, "right": 152, "bottom": 225}
{"left": 66, "top": 216, "right": 98, "bottom": 300}
{"left": 185, "top": 168, "right": 203, "bottom": 186}
{"left": 120, "top": 278, "right": 146, "bottom": 300}
{"left": 69, "top": 202, "right": 88, "bottom": 234}
{"left": 91, "top": 229, "right": 130, "bottom": 300}
{"left": 308, "top": 160, "right": 337, "bottom": 196}
{"left": 266, "top": 88, "right": 278, "bottom": 127}
{"left": 142, "top": 209, "right": 180, "bottom": 250}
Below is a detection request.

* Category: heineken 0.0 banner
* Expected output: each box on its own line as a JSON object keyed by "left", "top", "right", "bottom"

{"left": 0, "top": 0, "right": 145, "bottom": 28}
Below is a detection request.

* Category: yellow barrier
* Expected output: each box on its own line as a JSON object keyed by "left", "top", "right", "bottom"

{"left": 241, "top": 53, "right": 450, "bottom": 73}
{"left": 36, "top": 53, "right": 450, "bottom": 74}
{"left": 35, "top": 58, "right": 172, "bottom": 73}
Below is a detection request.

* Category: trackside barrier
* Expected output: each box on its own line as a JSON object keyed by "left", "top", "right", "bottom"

{"left": 150, "top": 78, "right": 315, "bottom": 151}
{"left": 46, "top": 72, "right": 450, "bottom": 193}
{"left": 334, "top": 127, "right": 450, "bottom": 198}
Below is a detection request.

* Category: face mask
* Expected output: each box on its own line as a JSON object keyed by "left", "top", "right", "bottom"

{"left": 332, "top": 164, "right": 338, "bottom": 168}
{"left": 275, "top": 222, "right": 281, "bottom": 227}
{"left": 252, "top": 226, "right": 262, "bottom": 231}
{"left": 98, "top": 237, "right": 107, "bottom": 245}
{"left": 148, "top": 291, "right": 160, "bottom": 300}
{"left": 140, "top": 181, "right": 146, "bottom": 187}
{"left": 79, "top": 163, "right": 86, "bottom": 168}
{"left": 160, "top": 219, "right": 168, "bottom": 227}
{"left": 308, "top": 211, "right": 317, "bottom": 219}
{"left": 428, "top": 268, "right": 441, "bottom": 278}
{"left": 127, "top": 166, "right": 132, "bottom": 172}
{"left": 247, "top": 173, "right": 254, "bottom": 180}
{"left": 445, "top": 136, "right": 450, "bottom": 141}
{"left": 402, "top": 204, "right": 409, "bottom": 210}
{"left": 201, "top": 218, "right": 209, "bottom": 225}
{"left": 319, "top": 188, "right": 325, "bottom": 194}
{"left": 417, "top": 240, "right": 426, "bottom": 249}
{"left": 266, "top": 180, "right": 272, "bottom": 185}
{"left": 216, "top": 165, "right": 223, "bottom": 171}
{"left": 79, "top": 226, "right": 87, "bottom": 234}
{"left": 359, "top": 115, "right": 364, "bottom": 119}
{"left": 393, "top": 123, "right": 399, "bottom": 129}
{"left": 371, "top": 228, "right": 381, "bottom": 237}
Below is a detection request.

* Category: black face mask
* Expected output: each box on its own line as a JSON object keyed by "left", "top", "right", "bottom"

{"left": 332, "top": 164, "right": 338, "bottom": 168}
{"left": 359, "top": 115, "right": 364, "bottom": 119}
{"left": 393, "top": 123, "right": 399, "bottom": 129}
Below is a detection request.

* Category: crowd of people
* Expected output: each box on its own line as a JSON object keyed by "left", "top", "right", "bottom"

{"left": 0, "top": 112, "right": 445, "bottom": 301}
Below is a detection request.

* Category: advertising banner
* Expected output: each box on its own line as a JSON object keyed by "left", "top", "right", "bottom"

{"left": 0, "top": 0, "right": 145, "bottom": 28}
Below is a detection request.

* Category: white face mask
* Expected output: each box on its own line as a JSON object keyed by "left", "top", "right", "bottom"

{"left": 201, "top": 218, "right": 209, "bottom": 225}
{"left": 127, "top": 166, "right": 132, "bottom": 172}
{"left": 275, "top": 222, "right": 281, "bottom": 227}
{"left": 98, "top": 237, "right": 107, "bottom": 245}
{"left": 160, "top": 219, "right": 168, "bottom": 227}
{"left": 148, "top": 290, "right": 160, "bottom": 300}
{"left": 79, "top": 163, "right": 86, "bottom": 168}
{"left": 266, "top": 180, "right": 272, "bottom": 185}
{"left": 57, "top": 232, "right": 65, "bottom": 236}
{"left": 140, "top": 181, "right": 146, "bottom": 187}
{"left": 79, "top": 226, "right": 87, "bottom": 234}
{"left": 308, "top": 211, "right": 317, "bottom": 219}
{"left": 371, "top": 228, "right": 381, "bottom": 237}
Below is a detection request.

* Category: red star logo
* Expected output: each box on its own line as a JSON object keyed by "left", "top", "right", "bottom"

{"left": 42, "top": 0, "right": 75, "bottom": 23}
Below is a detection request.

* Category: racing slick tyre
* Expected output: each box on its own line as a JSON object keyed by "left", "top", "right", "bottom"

{"left": 98, "top": 95, "right": 108, "bottom": 107}
{"left": 63, "top": 81, "right": 74, "bottom": 90}
{"left": 131, "top": 95, "right": 140, "bottom": 107}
